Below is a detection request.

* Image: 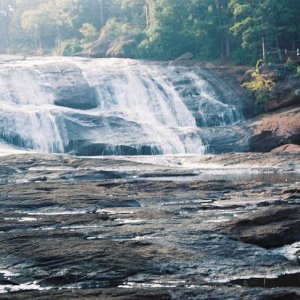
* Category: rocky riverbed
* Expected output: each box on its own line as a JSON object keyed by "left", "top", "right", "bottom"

{"left": 0, "top": 152, "right": 300, "bottom": 299}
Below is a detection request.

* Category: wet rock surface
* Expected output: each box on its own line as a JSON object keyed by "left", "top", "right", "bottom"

{"left": 36, "top": 62, "right": 99, "bottom": 110}
{"left": 0, "top": 153, "right": 300, "bottom": 299}
{"left": 218, "top": 206, "right": 300, "bottom": 248}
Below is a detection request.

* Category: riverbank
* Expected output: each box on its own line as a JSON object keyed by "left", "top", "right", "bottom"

{"left": 0, "top": 152, "right": 299, "bottom": 299}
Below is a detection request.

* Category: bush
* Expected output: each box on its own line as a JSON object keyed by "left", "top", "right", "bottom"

{"left": 297, "top": 66, "right": 300, "bottom": 77}
{"left": 242, "top": 60, "right": 275, "bottom": 105}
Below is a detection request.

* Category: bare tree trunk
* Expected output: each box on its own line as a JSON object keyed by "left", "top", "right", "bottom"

{"left": 56, "top": 29, "right": 62, "bottom": 54}
{"left": 37, "top": 34, "right": 43, "bottom": 55}
{"left": 224, "top": 29, "right": 231, "bottom": 59}
{"left": 4, "top": 36, "right": 8, "bottom": 54}
{"left": 34, "top": 30, "right": 39, "bottom": 53}
{"left": 262, "top": 34, "right": 267, "bottom": 64}
{"left": 275, "top": 37, "right": 282, "bottom": 62}
{"left": 145, "top": 3, "right": 149, "bottom": 28}
{"left": 99, "top": 0, "right": 104, "bottom": 28}
{"left": 292, "top": 33, "right": 295, "bottom": 51}
{"left": 54, "top": 2, "right": 61, "bottom": 53}
{"left": 147, "top": 0, "right": 154, "bottom": 28}
{"left": 220, "top": 37, "right": 224, "bottom": 60}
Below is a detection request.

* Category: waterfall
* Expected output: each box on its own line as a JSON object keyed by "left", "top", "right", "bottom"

{"left": 0, "top": 60, "right": 67, "bottom": 153}
{"left": 0, "top": 56, "right": 244, "bottom": 155}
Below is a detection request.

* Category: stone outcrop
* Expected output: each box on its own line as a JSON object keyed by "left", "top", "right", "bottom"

{"left": 201, "top": 63, "right": 300, "bottom": 153}
{"left": 243, "top": 65, "right": 300, "bottom": 112}
{"left": 37, "top": 62, "right": 98, "bottom": 110}
{"left": 43, "top": 62, "right": 298, "bottom": 154}
{"left": 54, "top": 84, "right": 98, "bottom": 110}
{"left": 263, "top": 66, "right": 300, "bottom": 111}
{"left": 80, "top": 37, "right": 114, "bottom": 58}
{"left": 271, "top": 144, "right": 300, "bottom": 153}
{"left": 218, "top": 206, "right": 300, "bottom": 248}
{"left": 199, "top": 107, "right": 300, "bottom": 154}
{"left": 1, "top": 56, "right": 254, "bottom": 156}
{"left": 245, "top": 106, "right": 300, "bottom": 152}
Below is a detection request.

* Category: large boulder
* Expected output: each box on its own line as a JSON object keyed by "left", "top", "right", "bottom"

{"left": 246, "top": 106, "right": 300, "bottom": 152}
{"left": 37, "top": 62, "right": 98, "bottom": 110}
{"left": 200, "top": 107, "right": 300, "bottom": 154}
{"left": 62, "top": 112, "right": 161, "bottom": 156}
{"left": 218, "top": 205, "right": 300, "bottom": 248}
{"left": 268, "top": 77, "right": 300, "bottom": 111}
{"left": 54, "top": 84, "right": 98, "bottom": 110}
{"left": 198, "top": 126, "right": 249, "bottom": 154}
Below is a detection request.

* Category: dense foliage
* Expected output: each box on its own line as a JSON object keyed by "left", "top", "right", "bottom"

{"left": 0, "top": 0, "right": 299, "bottom": 64}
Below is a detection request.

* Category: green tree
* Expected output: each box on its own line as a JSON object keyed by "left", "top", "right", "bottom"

{"left": 139, "top": 0, "right": 197, "bottom": 59}
{"left": 229, "top": 0, "right": 300, "bottom": 64}
{"left": 20, "top": 0, "right": 83, "bottom": 53}
{"left": 21, "top": 2, "right": 58, "bottom": 51}
{"left": 0, "top": 0, "right": 299, "bottom": 62}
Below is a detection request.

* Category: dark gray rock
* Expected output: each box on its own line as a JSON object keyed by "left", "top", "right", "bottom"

{"left": 268, "top": 77, "right": 300, "bottom": 111}
{"left": 218, "top": 205, "right": 300, "bottom": 248}
{"left": 54, "top": 84, "right": 98, "bottom": 110}
{"left": 37, "top": 62, "right": 98, "bottom": 110}
{"left": 79, "top": 37, "right": 114, "bottom": 58}
{"left": 62, "top": 113, "right": 160, "bottom": 155}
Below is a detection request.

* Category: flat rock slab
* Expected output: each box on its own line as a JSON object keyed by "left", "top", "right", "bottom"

{"left": 0, "top": 153, "right": 300, "bottom": 299}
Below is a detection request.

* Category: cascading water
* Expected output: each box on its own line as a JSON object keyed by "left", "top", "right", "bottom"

{"left": 0, "top": 56, "right": 244, "bottom": 155}
{"left": 0, "top": 60, "right": 66, "bottom": 153}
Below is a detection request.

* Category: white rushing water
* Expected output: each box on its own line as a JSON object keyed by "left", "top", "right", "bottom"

{"left": 0, "top": 57, "right": 243, "bottom": 155}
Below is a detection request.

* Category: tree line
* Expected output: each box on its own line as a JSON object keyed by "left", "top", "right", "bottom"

{"left": 0, "top": 0, "right": 299, "bottom": 65}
